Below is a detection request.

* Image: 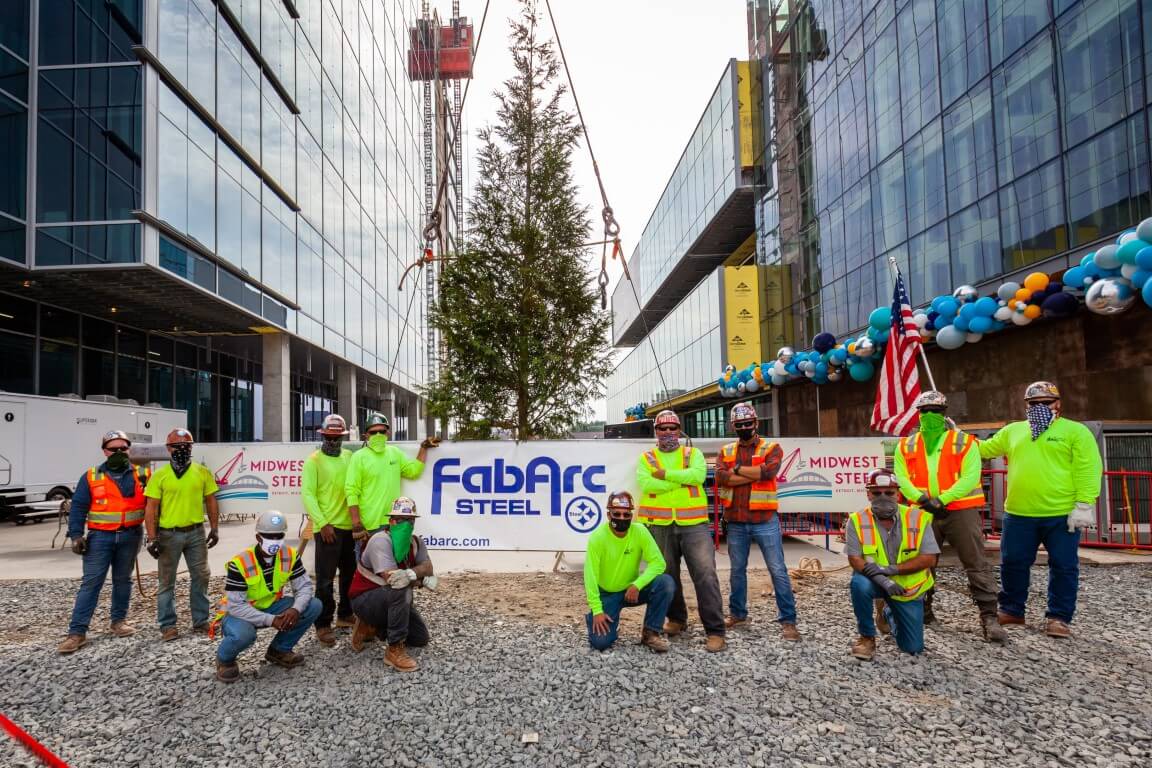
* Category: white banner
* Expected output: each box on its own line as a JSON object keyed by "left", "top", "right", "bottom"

{"left": 193, "top": 438, "right": 886, "bottom": 552}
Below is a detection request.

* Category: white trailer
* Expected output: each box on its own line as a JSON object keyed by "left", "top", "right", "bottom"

{"left": 0, "top": 393, "right": 186, "bottom": 522}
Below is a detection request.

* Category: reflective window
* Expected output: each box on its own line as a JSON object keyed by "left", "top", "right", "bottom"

{"left": 82, "top": 347, "right": 114, "bottom": 396}
{"left": 950, "top": 196, "right": 1002, "bottom": 288}
{"left": 39, "top": 0, "right": 141, "bottom": 65}
{"left": 842, "top": 178, "right": 874, "bottom": 275}
{"left": 938, "top": 0, "right": 989, "bottom": 108}
{"left": 36, "top": 224, "right": 139, "bottom": 265}
{"left": 159, "top": 236, "right": 216, "bottom": 292}
{"left": 157, "top": 0, "right": 215, "bottom": 114}
{"left": 838, "top": 59, "right": 869, "bottom": 189}
{"left": 898, "top": 0, "right": 939, "bottom": 137}
{"left": 1065, "top": 113, "right": 1150, "bottom": 247}
{"left": 39, "top": 340, "right": 77, "bottom": 396}
{"left": 158, "top": 87, "right": 215, "bottom": 250}
{"left": 217, "top": 19, "right": 262, "bottom": 159}
{"left": 993, "top": 35, "right": 1059, "bottom": 184}
{"left": 0, "top": 92, "right": 26, "bottom": 221}
{"left": 943, "top": 81, "right": 997, "bottom": 214}
{"left": 908, "top": 221, "right": 950, "bottom": 301}
{"left": 988, "top": 0, "right": 1049, "bottom": 67}
{"left": 867, "top": 19, "right": 901, "bottom": 164}
{"left": 0, "top": 330, "right": 34, "bottom": 393}
{"left": 871, "top": 151, "right": 906, "bottom": 252}
{"left": 0, "top": 215, "right": 23, "bottom": 264}
{"left": 37, "top": 67, "right": 142, "bottom": 223}
{"left": 0, "top": 1, "right": 30, "bottom": 60}
{"left": 904, "top": 119, "right": 946, "bottom": 235}
{"left": 261, "top": 1, "right": 294, "bottom": 99}
{"left": 1000, "top": 159, "right": 1067, "bottom": 269}
{"left": 1057, "top": 0, "right": 1143, "bottom": 148}
{"left": 0, "top": 46, "right": 29, "bottom": 103}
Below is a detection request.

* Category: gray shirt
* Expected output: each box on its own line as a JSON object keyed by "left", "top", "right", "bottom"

{"left": 361, "top": 531, "right": 430, "bottom": 574}
{"left": 844, "top": 507, "right": 940, "bottom": 562}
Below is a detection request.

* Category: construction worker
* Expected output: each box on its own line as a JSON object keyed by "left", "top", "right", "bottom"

{"left": 301, "top": 413, "right": 356, "bottom": 646}
{"left": 584, "top": 491, "right": 674, "bottom": 653}
{"left": 636, "top": 409, "right": 726, "bottom": 652}
{"left": 348, "top": 497, "right": 437, "bottom": 672}
{"left": 143, "top": 428, "right": 219, "bottom": 641}
{"left": 846, "top": 469, "right": 940, "bottom": 661}
{"left": 57, "top": 430, "right": 151, "bottom": 654}
{"left": 715, "top": 402, "right": 799, "bottom": 641}
{"left": 977, "top": 381, "right": 1102, "bottom": 638}
{"left": 345, "top": 413, "right": 438, "bottom": 550}
{"left": 893, "top": 391, "right": 1006, "bottom": 643}
{"left": 213, "top": 510, "right": 322, "bottom": 683}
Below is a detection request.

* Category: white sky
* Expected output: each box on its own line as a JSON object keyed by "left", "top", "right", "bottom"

{"left": 457, "top": 0, "right": 749, "bottom": 422}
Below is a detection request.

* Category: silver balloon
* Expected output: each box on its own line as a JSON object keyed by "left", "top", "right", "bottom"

{"left": 1084, "top": 277, "right": 1136, "bottom": 315}
{"left": 854, "top": 338, "right": 876, "bottom": 357}
{"left": 777, "top": 346, "right": 795, "bottom": 363}
{"left": 953, "top": 284, "right": 979, "bottom": 304}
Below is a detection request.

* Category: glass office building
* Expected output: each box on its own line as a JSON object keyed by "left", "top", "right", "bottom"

{"left": 752, "top": 0, "right": 1152, "bottom": 343}
{"left": 0, "top": 1, "right": 430, "bottom": 441}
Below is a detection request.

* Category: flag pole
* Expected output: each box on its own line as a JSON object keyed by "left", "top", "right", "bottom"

{"left": 887, "top": 255, "right": 939, "bottom": 392}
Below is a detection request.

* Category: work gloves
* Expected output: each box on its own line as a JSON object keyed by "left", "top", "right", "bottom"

{"left": 873, "top": 574, "right": 906, "bottom": 598}
{"left": 388, "top": 569, "right": 417, "bottom": 589}
{"left": 352, "top": 524, "right": 369, "bottom": 542}
{"left": 71, "top": 537, "right": 88, "bottom": 556}
{"left": 1068, "top": 502, "right": 1095, "bottom": 533}
{"left": 206, "top": 528, "right": 220, "bottom": 549}
{"left": 420, "top": 436, "right": 441, "bottom": 449}
{"left": 146, "top": 539, "right": 163, "bottom": 559}
{"left": 421, "top": 575, "right": 439, "bottom": 591}
{"left": 919, "top": 495, "right": 947, "bottom": 517}
{"left": 861, "top": 562, "right": 897, "bottom": 579}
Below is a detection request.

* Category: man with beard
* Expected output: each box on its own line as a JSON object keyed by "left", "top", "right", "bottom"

{"left": 144, "top": 428, "right": 219, "bottom": 641}
{"left": 846, "top": 469, "right": 940, "bottom": 660}
{"left": 301, "top": 413, "right": 356, "bottom": 646}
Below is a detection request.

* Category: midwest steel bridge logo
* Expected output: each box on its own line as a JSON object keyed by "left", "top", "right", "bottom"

{"left": 213, "top": 450, "right": 270, "bottom": 502}
{"left": 776, "top": 447, "right": 882, "bottom": 499}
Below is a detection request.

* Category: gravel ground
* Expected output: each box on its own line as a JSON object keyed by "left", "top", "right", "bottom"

{"left": 2, "top": 563, "right": 1151, "bottom": 767}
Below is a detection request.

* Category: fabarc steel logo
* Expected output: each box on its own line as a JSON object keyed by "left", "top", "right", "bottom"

{"left": 431, "top": 457, "right": 607, "bottom": 533}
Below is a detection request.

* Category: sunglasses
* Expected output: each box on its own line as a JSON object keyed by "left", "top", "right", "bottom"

{"left": 260, "top": 532, "right": 285, "bottom": 540}
{"left": 366, "top": 428, "right": 390, "bottom": 436}
{"left": 1030, "top": 400, "right": 1057, "bottom": 406}
{"left": 105, "top": 445, "right": 129, "bottom": 453}
{"left": 733, "top": 421, "right": 756, "bottom": 429}
{"left": 655, "top": 425, "right": 679, "bottom": 432}
{"left": 608, "top": 509, "right": 633, "bottom": 517}
{"left": 868, "top": 489, "right": 898, "bottom": 497}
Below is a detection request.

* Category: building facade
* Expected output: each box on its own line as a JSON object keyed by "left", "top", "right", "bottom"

{"left": 0, "top": 0, "right": 432, "bottom": 442}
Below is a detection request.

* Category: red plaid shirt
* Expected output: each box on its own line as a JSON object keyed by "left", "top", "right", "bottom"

{"left": 716, "top": 440, "right": 783, "bottom": 524}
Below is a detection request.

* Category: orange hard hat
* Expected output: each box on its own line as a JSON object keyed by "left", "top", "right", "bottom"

{"left": 166, "top": 428, "right": 194, "bottom": 445}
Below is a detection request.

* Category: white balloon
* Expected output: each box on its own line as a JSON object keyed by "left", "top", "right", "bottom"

{"left": 997, "top": 282, "right": 1021, "bottom": 300}
{"left": 1118, "top": 230, "right": 1140, "bottom": 245}
{"left": 1095, "top": 244, "right": 1121, "bottom": 270}
{"left": 773, "top": 361, "right": 787, "bottom": 376}
{"left": 1010, "top": 311, "right": 1032, "bottom": 326}
{"left": 935, "top": 325, "right": 966, "bottom": 350}
{"left": 770, "top": 373, "right": 787, "bottom": 386}
{"left": 993, "top": 306, "right": 1012, "bottom": 321}
{"left": 738, "top": 382, "right": 747, "bottom": 392}
{"left": 912, "top": 313, "right": 929, "bottom": 328}
{"left": 745, "top": 380, "right": 760, "bottom": 392}
{"left": 965, "top": 333, "right": 983, "bottom": 343}
{"left": 1122, "top": 263, "right": 1139, "bottom": 279}
{"left": 1137, "top": 217, "right": 1152, "bottom": 244}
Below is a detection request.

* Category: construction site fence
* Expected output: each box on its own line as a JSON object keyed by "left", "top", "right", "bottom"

{"left": 708, "top": 469, "right": 1152, "bottom": 551}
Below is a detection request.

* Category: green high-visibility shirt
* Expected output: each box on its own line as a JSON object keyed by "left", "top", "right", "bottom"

{"left": 583, "top": 522, "right": 666, "bottom": 615}
{"left": 344, "top": 443, "right": 424, "bottom": 530}
{"left": 977, "top": 419, "right": 1102, "bottom": 517}
{"left": 144, "top": 463, "right": 218, "bottom": 528}
{"left": 893, "top": 431, "right": 983, "bottom": 505}
{"left": 301, "top": 449, "right": 353, "bottom": 529}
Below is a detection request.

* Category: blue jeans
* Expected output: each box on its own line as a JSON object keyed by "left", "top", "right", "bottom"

{"left": 156, "top": 527, "right": 212, "bottom": 630}
{"left": 850, "top": 573, "right": 924, "bottom": 655}
{"left": 999, "top": 513, "right": 1080, "bottom": 623}
{"left": 726, "top": 517, "right": 798, "bottom": 624}
{"left": 585, "top": 574, "right": 675, "bottom": 650}
{"left": 217, "top": 596, "right": 323, "bottom": 664}
{"left": 67, "top": 527, "right": 143, "bottom": 635}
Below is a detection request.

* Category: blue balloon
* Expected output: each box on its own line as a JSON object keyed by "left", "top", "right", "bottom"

{"left": 813, "top": 374, "right": 829, "bottom": 385}
{"left": 958, "top": 303, "right": 980, "bottom": 322}
{"left": 1063, "top": 266, "right": 1088, "bottom": 288}
{"left": 974, "top": 297, "right": 998, "bottom": 316}
{"left": 815, "top": 362, "right": 829, "bottom": 376}
{"left": 1084, "top": 261, "right": 1103, "bottom": 278}
{"left": 1081, "top": 253, "right": 1096, "bottom": 268}
{"left": 868, "top": 306, "right": 892, "bottom": 331}
{"left": 937, "top": 298, "right": 959, "bottom": 318}
{"left": 785, "top": 362, "right": 799, "bottom": 376}
{"left": 1041, "top": 291, "right": 1079, "bottom": 319}
{"left": 1137, "top": 246, "right": 1152, "bottom": 271}
{"left": 813, "top": 331, "right": 837, "bottom": 353}
{"left": 1131, "top": 270, "right": 1152, "bottom": 289}
{"left": 873, "top": 329, "right": 890, "bottom": 344}
{"left": 925, "top": 319, "right": 936, "bottom": 331}
{"left": 968, "top": 316, "right": 993, "bottom": 334}
{"left": 930, "top": 295, "right": 949, "bottom": 313}
{"left": 1143, "top": 276, "right": 1152, "bottom": 308}
{"left": 952, "top": 315, "right": 970, "bottom": 332}
{"left": 848, "top": 361, "right": 875, "bottom": 382}
{"left": 1118, "top": 239, "right": 1147, "bottom": 264}
{"left": 830, "top": 348, "right": 848, "bottom": 365}
{"left": 988, "top": 320, "right": 1007, "bottom": 332}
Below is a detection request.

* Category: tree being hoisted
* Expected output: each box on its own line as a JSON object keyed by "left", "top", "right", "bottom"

{"left": 424, "top": 0, "right": 612, "bottom": 440}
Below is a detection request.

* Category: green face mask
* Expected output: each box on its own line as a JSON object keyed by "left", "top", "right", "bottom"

{"left": 391, "top": 520, "right": 414, "bottom": 564}
{"left": 918, "top": 411, "right": 948, "bottom": 450}
{"left": 367, "top": 433, "right": 388, "bottom": 452}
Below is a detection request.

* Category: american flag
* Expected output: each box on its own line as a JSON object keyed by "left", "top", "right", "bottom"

{"left": 871, "top": 267, "right": 922, "bottom": 435}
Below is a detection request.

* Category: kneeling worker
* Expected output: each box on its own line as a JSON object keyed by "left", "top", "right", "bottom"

{"left": 846, "top": 469, "right": 940, "bottom": 661}
{"left": 349, "top": 497, "right": 437, "bottom": 672}
{"left": 585, "top": 491, "right": 674, "bottom": 653}
{"left": 214, "top": 510, "right": 322, "bottom": 683}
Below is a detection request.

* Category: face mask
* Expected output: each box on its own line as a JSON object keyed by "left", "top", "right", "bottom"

{"left": 259, "top": 538, "right": 282, "bottom": 557}
{"left": 1027, "top": 403, "right": 1056, "bottom": 441}
{"left": 657, "top": 433, "right": 680, "bottom": 452}
{"left": 169, "top": 443, "right": 193, "bottom": 475}
{"left": 390, "top": 520, "right": 414, "bottom": 563}
{"left": 105, "top": 451, "right": 130, "bottom": 472}
{"left": 609, "top": 516, "right": 632, "bottom": 533}
{"left": 870, "top": 496, "right": 898, "bottom": 519}
{"left": 321, "top": 437, "right": 344, "bottom": 457}
{"left": 368, "top": 433, "right": 388, "bottom": 452}
{"left": 918, "top": 411, "right": 948, "bottom": 450}
{"left": 735, "top": 427, "right": 757, "bottom": 442}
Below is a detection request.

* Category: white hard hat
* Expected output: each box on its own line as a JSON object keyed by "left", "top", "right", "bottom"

{"left": 255, "top": 509, "right": 288, "bottom": 535}
{"left": 913, "top": 391, "right": 948, "bottom": 410}
{"left": 390, "top": 496, "right": 420, "bottom": 518}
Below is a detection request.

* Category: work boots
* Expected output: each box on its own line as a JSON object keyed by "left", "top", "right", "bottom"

{"left": 640, "top": 628, "right": 669, "bottom": 653}
{"left": 874, "top": 600, "right": 891, "bottom": 634}
{"left": 705, "top": 635, "right": 726, "bottom": 653}
{"left": 981, "top": 614, "right": 1008, "bottom": 643}
{"left": 216, "top": 660, "right": 240, "bottom": 683}
{"left": 780, "top": 623, "right": 800, "bottom": 641}
{"left": 57, "top": 634, "right": 87, "bottom": 654}
{"left": 264, "top": 647, "right": 305, "bottom": 668}
{"left": 110, "top": 621, "right": 136, "bottom": 637}
{"left": 315, "top": 626, "right": 336, "bottom": 646}
{"left": 923, "top": 600, "right": 937, "bottom": 625}
{"left": 1045, "top": 618, "right": 1072, "bottom": 638}
{"left": 997, "top": 611, "right": 1026, "bottom": 627}
{"left": 350, "top": 617, "right": 375, "bottom": 652}
{"left": 384, "top": 641, "right": 418, "bottom": 672}
{"left": 851, "top": 635, "right": 876, "bottom": 661}
{"left": 664, "top": 620, "right": 686, "bottom": 637}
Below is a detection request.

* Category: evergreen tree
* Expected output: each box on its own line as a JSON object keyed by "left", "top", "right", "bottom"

{"left": 425, "top": 2, "right": 612, "bottom": 439}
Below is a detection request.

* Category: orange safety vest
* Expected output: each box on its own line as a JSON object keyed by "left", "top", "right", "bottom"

{"left": 637, "top": 446, "right": 709, "bottom": 526}
{"left": 85, "top": 465, "right": 150, "bottom": 530}
{"left": 715, "top": 438, "right": 780, "bottom": 511}
{"left": 898, "top": 430, "right": 984, "bottom": 511}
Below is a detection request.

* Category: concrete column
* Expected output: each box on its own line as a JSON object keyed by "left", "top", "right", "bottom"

{"left": 411, "top": 393, "right": 426, "bottom": 441}
{"left": 380, "top": 386, "right": 396, "bottom": 435}
{"left": 262, "top": 332, "right": 291, "bottom": 442}
{"left": 336, "top": 364, "right": 358, "bottom": 440}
